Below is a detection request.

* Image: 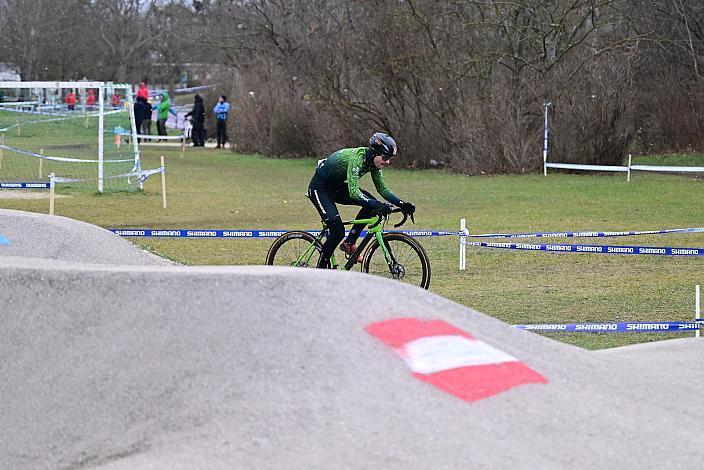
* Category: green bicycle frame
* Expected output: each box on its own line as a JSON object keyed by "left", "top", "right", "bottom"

{"left": 294, "top": 215, "right": 395, "bottom": 270}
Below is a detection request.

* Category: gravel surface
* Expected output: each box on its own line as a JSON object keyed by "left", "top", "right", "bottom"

{"left": 0, "top": 211, "right": 701, "bottom": 469}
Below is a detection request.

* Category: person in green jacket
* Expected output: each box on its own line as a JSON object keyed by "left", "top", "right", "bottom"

{"left": 155, "top": 92, "right": 171, "bottom": 140}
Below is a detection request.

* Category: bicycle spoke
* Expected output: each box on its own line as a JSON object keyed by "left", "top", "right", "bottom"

{"left": 285, "top": 240, "right": 314, "bottom": 267}
{"left": 364, "top": 235, "right": 428, "bottom": 288}
{"left": 266, "top": 232, "right": 321, "bottom": 267}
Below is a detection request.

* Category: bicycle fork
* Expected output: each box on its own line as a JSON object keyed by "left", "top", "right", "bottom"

{"left": 374, "top": 232, "right": 404, "bottom": 280}
{"left": 295, "top": 231, "right": 327, "bottom": 268}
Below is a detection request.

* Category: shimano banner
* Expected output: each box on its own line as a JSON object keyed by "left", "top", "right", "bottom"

{"left": 466, "top": 241, "right": 704, "bottom": 257}
{"left": 111, "top": 229, "right": 457, "bottom": 238}
{"left": 514, "top": 321, "right": 702, "bottom": 333}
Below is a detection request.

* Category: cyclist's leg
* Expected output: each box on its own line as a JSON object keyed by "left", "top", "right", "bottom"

{"left": 333, "top": 185, "right": 377, "bottom": 246}
{"left": 308, "top": 186, "right": 344, "bottom": 268}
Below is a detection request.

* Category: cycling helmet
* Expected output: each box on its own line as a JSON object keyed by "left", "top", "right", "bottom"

{"left": 369, "top": 132, "right": 397, "bottom": 160}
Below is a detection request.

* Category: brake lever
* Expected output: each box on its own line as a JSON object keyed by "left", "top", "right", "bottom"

{"left": 410, "top": 213, "right": 415, "bottom": 224}
{"left": 394, "top": 212, "right": 408, "bottom": 228}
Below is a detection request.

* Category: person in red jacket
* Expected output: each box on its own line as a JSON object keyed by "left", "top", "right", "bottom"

{"left": 111, "top": 93, "right": 122, "bottom": 109}
{"left": 137, "top": 82, "right": 149, "bottom": 100}
{"left": 86, "top": 89, "right": 96, "bottom": 107}
{"left": 65, "top": 91, "right": 77, "bottom": 111}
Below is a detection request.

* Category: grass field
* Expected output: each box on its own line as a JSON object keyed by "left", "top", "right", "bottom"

{"left": 1, "top": 139, "right": 703, "bottom": 350}
{"left": 0, "top": 109, "right": 136, "bottom": 191}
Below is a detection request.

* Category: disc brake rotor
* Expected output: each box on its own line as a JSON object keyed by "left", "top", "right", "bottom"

{"left": 390, "top": 263, "right": 405, "bottom": 279}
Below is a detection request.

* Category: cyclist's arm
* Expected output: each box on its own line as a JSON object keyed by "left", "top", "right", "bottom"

{"left": 371, "top": 169, "right": 402, "bottom": 206}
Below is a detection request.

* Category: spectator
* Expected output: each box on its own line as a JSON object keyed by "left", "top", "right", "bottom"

{"left": 142, "top": 97, "right": 153, "bottom": 136}
{"left": 133, "top": 96, "right": 150, "bottom": 143}
{"left": 155, "top": 92, "right": 172, "bottom": 140}
{"left": 85, "top": 89, "right": 96, "bottom": 107}
{"left": 65, "top": 90, "right": 77, "bottom": 111}
{"left": 111, "top": 93, "right": 122, "bottom": 109}
{"left": 213, "top": 95, "right": 230, "bottom": 148}
{"left": 137, "top": 82, "right": 149, "bottom": 100}
{"left": 185, "top": 94, "right": 205, "bottom": 147}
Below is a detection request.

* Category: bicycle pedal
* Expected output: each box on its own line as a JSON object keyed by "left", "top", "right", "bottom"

{"left": 340, "top": 242, "right": 363, "bottom": 263}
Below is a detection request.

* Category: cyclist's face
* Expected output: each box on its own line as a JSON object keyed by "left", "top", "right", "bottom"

{"left": 374, "top": 154, "right": 392, "bottom": 169}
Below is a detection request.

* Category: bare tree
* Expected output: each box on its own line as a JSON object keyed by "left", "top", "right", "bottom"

{"left": 0, "top": 0, "right": 92, "bottom": 80}
{"left": 3, "top": 0, "right": 695, "bottom": 170}
{"left": 86, "top": 0, "right": 159, "bottom": 82}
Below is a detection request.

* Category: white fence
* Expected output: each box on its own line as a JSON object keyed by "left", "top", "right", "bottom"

{"left": 541, "top": 101, "right": 704, "bottom": 179}
{"left": 544, "top": 155, "right": 704, "bottom": 181}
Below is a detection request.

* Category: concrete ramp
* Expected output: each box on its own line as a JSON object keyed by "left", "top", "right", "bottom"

{"left": 0, "top": 209, "right": 161, "bottom": 265}
{"left": 1, "top": 258, "right": 702, "bottom": 470}
{"left": 596, "top": 337, "right": 704, "bottom": 392}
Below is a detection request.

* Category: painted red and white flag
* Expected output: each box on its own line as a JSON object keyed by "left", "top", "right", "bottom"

{"left": 365, "top": 318, "right": 548, "bottom": 402}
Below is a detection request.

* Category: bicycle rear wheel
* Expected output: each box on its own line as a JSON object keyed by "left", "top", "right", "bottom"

{"left": 265, "top": 231, "right": 322, "bottom": 267}
{"left": 362, "top": 233, "right": 431, "bottom": 289}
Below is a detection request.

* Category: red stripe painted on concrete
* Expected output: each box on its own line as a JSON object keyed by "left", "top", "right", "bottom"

{"left": 365, "top": 317, "right": 474, "bottom": 347}
{"left": 366, "top": 318, "right": 548, "bottom": 402}
{"left": 415, "top": 361, "right": 547, "bottom": 402}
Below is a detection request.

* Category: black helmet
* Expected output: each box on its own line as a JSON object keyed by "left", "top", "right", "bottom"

{"left": 369, "top": 132, "right": 397, "bottom": 160}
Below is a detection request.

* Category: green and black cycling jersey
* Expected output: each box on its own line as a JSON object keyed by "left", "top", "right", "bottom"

{"left": 309, "top": 147, "right": 402, "bottom": 208}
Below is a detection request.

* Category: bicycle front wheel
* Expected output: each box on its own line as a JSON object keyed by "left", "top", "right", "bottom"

{"left": 265, "top": 231, "right": 322, "bottom": 268}
{"left": 362, "top": 233, "right": 431, "bottom": 289}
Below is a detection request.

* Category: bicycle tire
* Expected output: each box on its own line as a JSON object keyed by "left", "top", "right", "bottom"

{"left": 265, "top": 231, "right": 322, "bottom": 268}
{"left": 362, "top": 232, "right": 431, "bottom": 289}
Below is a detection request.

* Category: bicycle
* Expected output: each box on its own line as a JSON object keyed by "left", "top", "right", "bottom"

{"left": 265, "top": 208, "right": 431, "bottom": 289}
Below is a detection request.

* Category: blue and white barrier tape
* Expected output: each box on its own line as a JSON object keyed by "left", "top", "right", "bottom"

{"left": 0, "top": 143, "right": 135, "bottom": 163}
{"left": 111, "top": 229, "right": 456, "bottom": 238}
{"left": 0, "top": 101, "right": 41, "bottom": 107}
{"left": 0, "top": 168, "right": 160, "bottom": 188}
{"left": 54, "top": 166, "right": 163, "bottom": 184}
{"left": 0, "top": 182, "right": 50, "bottom": 188}
{"left": 174, "top": 84, "right": 215, "bottom": 93}
{"left": 514, "top": 321, "right": 702, "bottom": 333}
{"left": 466, "top": 240, "right": 704, "bottom": 256}
{"left": 0, "top": 108, "right": 118, "bottom": 131}
{"left": 469, "top": 227, "right": 704, "bottom": 239}
{"left": 115, "top": 128, "right": 184, "bottom": 140}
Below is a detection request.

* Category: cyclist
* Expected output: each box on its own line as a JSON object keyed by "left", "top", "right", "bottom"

{"left": 307, "top": 132, "right": 416, "bottom": 268}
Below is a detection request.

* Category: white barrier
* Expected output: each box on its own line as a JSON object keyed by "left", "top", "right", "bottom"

{"left": 459, "top": 219, "right": 468, "bottom": 270}
{"left": 545, "top": 162, "right": 629, "bottom": 172}
{"left": 137, "top": 134, "right": 187, "bottom": 152}
{"left": 541, "top": 101, "right": 704, "bottom": 179}
{"left": 136, "top": 134, "right": 185, "bottom": 141}
{"left": 697, "top": 285, "right": 701, "bottom": 339}
{"left": 544, "top": 154, "right": 704, "bottom": 180}
{"left": 629, "top": 164, "right": 704, "bottom": 173}
{"left": 0, "top": 101, "right": 40, "bottom": 111}
{"left": 114, "top": 128, "right": 187, "bottom": 151}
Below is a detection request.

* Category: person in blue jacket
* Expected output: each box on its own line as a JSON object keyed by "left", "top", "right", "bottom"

{"left": 213, "top": 95, "right": 230, "bottom": 148}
